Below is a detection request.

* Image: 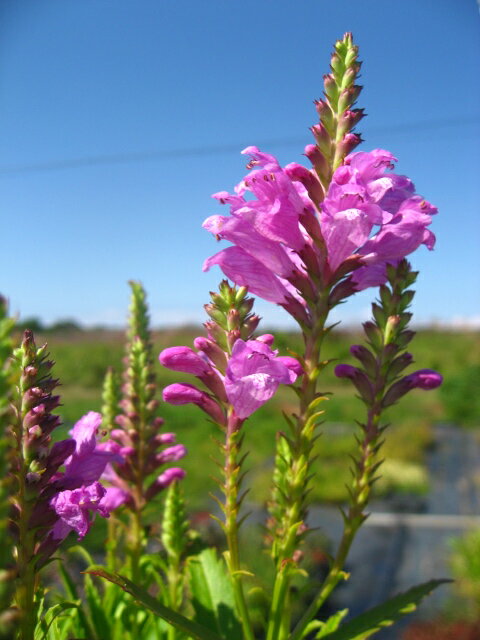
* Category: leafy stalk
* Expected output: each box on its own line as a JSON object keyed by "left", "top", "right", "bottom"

{"left": 205, "top": 283, "right": 258, "bottom": 640}
{"left": 0, "top": 297, "right": 17, "bottom": 638}
{"left": 10, "top": 331, "right": 63, "bottom": 640}
{"left": 161, "top": 479, "right": 189, "bottom": 640}
{"left": 119, "top": 282, "right": 162, "bottom": 581}
{"left": 266, "top": 32, "right": 364, "bottom": 640}
{"left": 290, "top": 260, "right": 422, "bottom": 640}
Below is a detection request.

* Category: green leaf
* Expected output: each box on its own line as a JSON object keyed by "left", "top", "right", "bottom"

{"left": 35, "top": 601, "right": 78, "bottom": 640}
{"left": 86, "top": 566, "right": 224, "bottom": 640}
{"left": 302, "top": 609, "right": 349, "bottom": 639}
{"left": 57, "top": 562, "right": 97, "bottom": 639}
{"left": 188, "top": 548, "right": 242, "bottom": 640}
{"left": 318, "top": 579, "right": 451, "bottom": 640}
{"left": 84, "top": 572, "right": 112, "bottom": 638}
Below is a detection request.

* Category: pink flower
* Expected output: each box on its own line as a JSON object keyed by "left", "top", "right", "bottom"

{"left": 204, "top": 146, "right": 438, "bottom": 307}
{"left": 203, "top": 246, "right": 294, "bottom": 304}
{"left": 159, "top": 346, "right": 211, "bottom": 376}
{"left": 50, "top": 481, "right": 110, "bottom": 540}
{"left": 382, "top": 368, "right": 443, "bottom": 407}
{"left": 64, "top": 411, "right": 123, "bottom": 485}
{"left": 163, "top": 383, "right": 225, "bottom": 424}
{"left": 323, "top": 155, "right": 437, "bottom": 286}
{"left": 225, "top": 339, "right": 302, "bottom": 418}
{"left": 146, "top": 467, "right": 186, "bottom": 501}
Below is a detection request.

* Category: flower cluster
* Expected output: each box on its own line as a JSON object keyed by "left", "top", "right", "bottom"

{"left": 161, "top": 334, "right": 301, "bottom": 422}
{"left": 203, "top": 147, "right": 437, "bottom": 316}
{"left": 49, "top": 411, "right": 123, "bottom": 541}
{"left": 9, "top": 333, "right": 121, "bottom": 572}
{"left": 99, "top": 282, "right": 187, "bottom": 512}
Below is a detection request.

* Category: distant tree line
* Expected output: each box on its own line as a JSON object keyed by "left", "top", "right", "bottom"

{"left": 15, "top": 316, "right": 83, "bottom": 334}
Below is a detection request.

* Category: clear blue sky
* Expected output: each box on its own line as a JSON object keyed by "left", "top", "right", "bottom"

{"left": 1, "top": 0, "right": 479, "bottom": 329}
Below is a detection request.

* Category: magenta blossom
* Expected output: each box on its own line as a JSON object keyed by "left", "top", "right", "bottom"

{"left": 64, "top": 411, "right": 123, "bottom": 485}
{"left": 203, "top": 146, "right": 437, "bottom": 312}
{"left": 146, "top": 467, "right": 186, "bottom": 501}
{"left": 161, "top": 333, "right": 302, "bottom": 422}
{"left": 163, "top": 382, "right": 225, "bottom": 423}
{"left": 382, "top": 368, "right": 443, "bottom": 407}
{"left": 50, "top": 481, "right": 110, "bottom": 540}
{"left": 225, "top": 339, "right": 302, "bottom": 419}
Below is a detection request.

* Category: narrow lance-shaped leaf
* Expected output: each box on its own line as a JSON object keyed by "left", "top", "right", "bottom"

{"left": 86, "top": 567, "right": 225, "bottom": 640}
{"left": 316, "top": 579, "right": 451, "bottom": 640}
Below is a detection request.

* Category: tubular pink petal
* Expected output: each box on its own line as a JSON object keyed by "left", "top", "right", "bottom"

{"left": 159, "top": 346, "right": 211, "bottom": 376}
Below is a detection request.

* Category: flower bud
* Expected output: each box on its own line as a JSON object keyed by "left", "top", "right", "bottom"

{"left": 163, "top": 383, "right": 226, "bottom": 425}
{"left": 335, "top": 364, "right": 374, "bottom": 403}
{"left": 146, "top": 468, "right": 186, "bottom": 501}
{"left": 382, "top": 369, "right": 442, "bottom": 408}
{"left": 159, "top": 346, "right": 211, "bottom": 376}
{"left": 156, "top": 444, "right": 187, "bottom": 464}
{"left": 350, "top": 345, "right": 377, "bottom": 377}
{"left": 193, "top": 336, "right": 228, "bottom": 370}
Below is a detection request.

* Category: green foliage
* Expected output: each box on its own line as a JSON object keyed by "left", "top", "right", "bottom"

{"left": 441, "top": 363, "right": 480, "bottom": 427}
{"left": 86, "top": 567, "right": 224, "bottom": 640}
{"left": 319, "top": 580, "right": 450, "bottom": 639}
{"left": 101, "top": 366, "right": 120, "bottom": 434}
{"left": 302, "top": 609, "right": 348, "bottom": 638}
{"left": 34, "top": 326, "right": 466, "bottom": 508}
{"left": 448, "top": 529, "right": 480, "bottom": 620}
{"left": 188, "top": 548, "right": 242, "bottom": 640}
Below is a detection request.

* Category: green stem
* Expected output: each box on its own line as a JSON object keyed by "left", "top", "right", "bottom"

{"left": 106, "top": 514, "right": 118, "bottom": 572}
{"left": 223, "top": 418, "right": 255, "bottom": 640}
{"left": 14, "top": 369, "right": 38, "bottom": 640}
{"left": 267, "top": 295, "right": 330, "bottom": 640}
{"left": 166, "top": 563, "right": 180, "bottom": 640}
{"left": 16, "top": 491, "right": 37, "bottom": 640}
{"left": 290, "top": 409, "right": 381, "bottom": 640}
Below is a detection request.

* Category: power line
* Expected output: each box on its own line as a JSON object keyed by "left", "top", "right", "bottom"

{"left": 0, "top": 114, "right": 478, "bottom": 176}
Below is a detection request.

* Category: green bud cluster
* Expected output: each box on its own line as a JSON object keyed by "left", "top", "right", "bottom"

{"left": 119, "top": 282, "right": 161, "bottom": 511}
{"left": 310, "top": 32, "right": 364, "bottom": 190}
{"left": 101, "top": 367, "right": 120, "bottom": 435}
{"left": 204, "top": 280, "right": 260, "bottom": 354}
{"left": 344, "top": 259, "right": 418, "bottom": 526}
{"left": 161, "top": 480, "right": 189, "bottom": 562}
{"left": 160, "top": 479, "right": 190, "bottom": 622}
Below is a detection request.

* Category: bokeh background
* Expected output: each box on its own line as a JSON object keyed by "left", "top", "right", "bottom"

{"left": 1, "top": 2, "right": 480, "bottom": 638}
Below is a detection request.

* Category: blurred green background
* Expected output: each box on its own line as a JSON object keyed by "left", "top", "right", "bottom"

{"left": 17, "top": 324, "right": 479, "bottom": 511}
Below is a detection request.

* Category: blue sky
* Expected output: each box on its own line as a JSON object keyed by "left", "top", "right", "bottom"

{"left": 1, "top": 0, "right": 479, "bottom": 329}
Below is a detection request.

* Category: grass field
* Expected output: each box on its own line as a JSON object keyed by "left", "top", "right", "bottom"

{"left": 20, "top": 326, "right": 480, "bottom": 511}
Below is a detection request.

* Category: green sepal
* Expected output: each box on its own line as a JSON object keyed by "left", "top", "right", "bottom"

{"left": 318, "top": 579, "right": 451, "bottom": 640}
{"left": 86, "top": 566, "right": 225, "bottom": 640}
